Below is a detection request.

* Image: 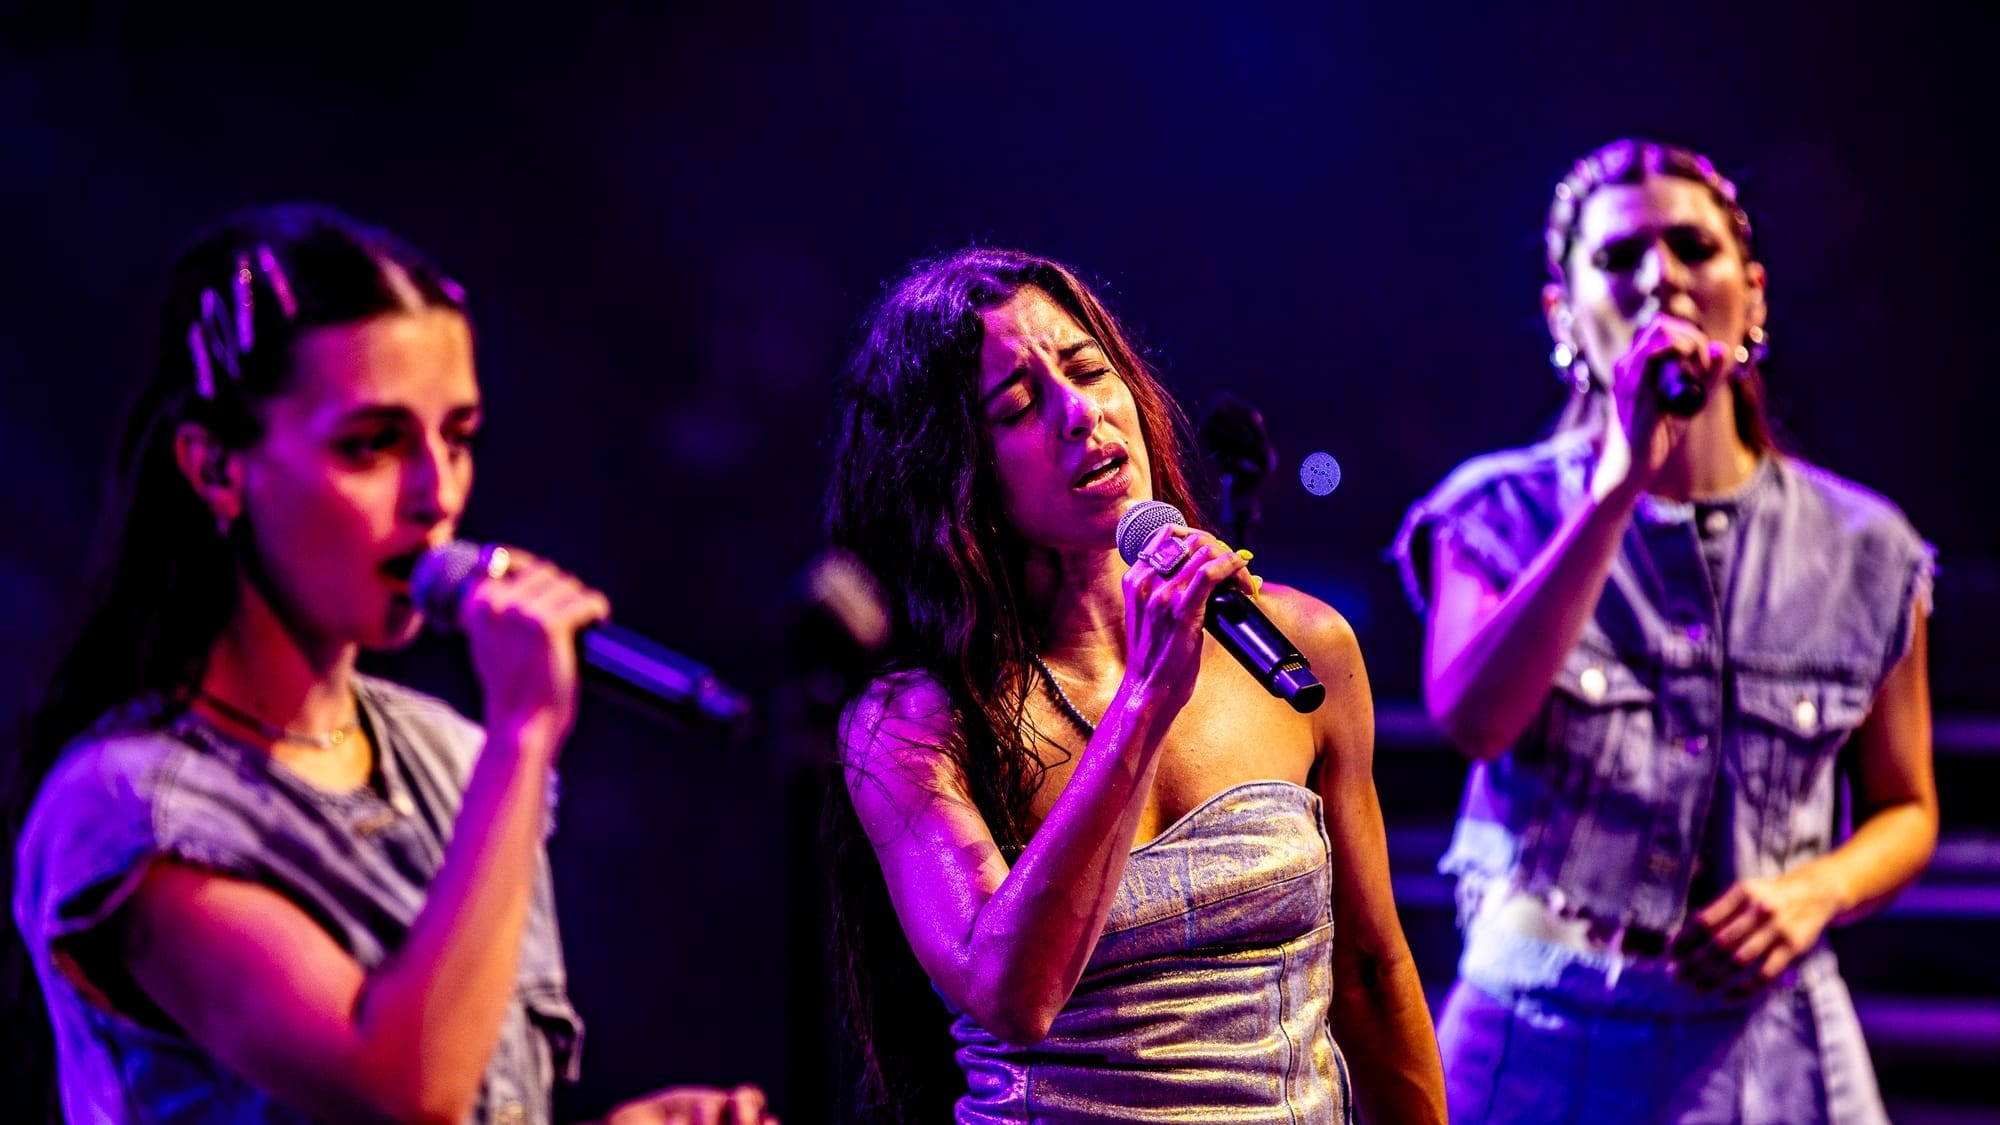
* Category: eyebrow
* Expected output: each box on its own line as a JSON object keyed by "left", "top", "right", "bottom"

{"left": 333, "top": 402, "right": 483, "bottom": 426}
{"left": 979, "top": 337, "right": 1104, "bottom": 406}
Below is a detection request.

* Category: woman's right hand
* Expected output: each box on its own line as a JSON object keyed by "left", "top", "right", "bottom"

{"left": 1600, "top": 314, "right": 1734, "bottom": 495}
{"left": 1121, "top": 524, "right": 1249, "bottom": 712}
{"left": 457, "top": 547, "right": 611, "bottom": 752}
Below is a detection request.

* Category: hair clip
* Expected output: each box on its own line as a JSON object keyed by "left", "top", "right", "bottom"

{"left": 189, "top": 287, "right": 241, "bottom": 400}
{"left": 256, "top": 244, "right": 298, "bottom": 320}
{"left": 233, "top": 254, "right": 255, "bottom": 353}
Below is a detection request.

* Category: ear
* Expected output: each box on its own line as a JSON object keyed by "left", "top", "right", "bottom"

{"left": 1541, "top": 282, "right": 1573, "bottom": 346}
{"left": 1744, "top": 260, "right": 1769, "bottom": 330}
{"left": 173, "top": 422, "right": 245, "bottom": 534}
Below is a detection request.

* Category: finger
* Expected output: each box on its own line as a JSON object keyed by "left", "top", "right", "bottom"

{"left": 1718, "top": 932, "right": 1786, "bottom": 998}
{"left": 1166, "top": 540, "right": 1246, "bottom": 610}
{"left": 728, "top": 1085, "right": 766, "bottom": 1124}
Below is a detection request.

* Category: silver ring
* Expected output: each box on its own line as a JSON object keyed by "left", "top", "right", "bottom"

{"left": 479, "top": 544, "right": 513, "bottom": 581}
{"left": 1144, "top": 535, "right": 1190, "bottom": 577}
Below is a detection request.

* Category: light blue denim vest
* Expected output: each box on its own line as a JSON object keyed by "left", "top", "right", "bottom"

{"left": 1394, "top": 433, "right": 1934, "bottom": 940}
{"left": 13, "top": 673, "right": 581, "bottom": 1125}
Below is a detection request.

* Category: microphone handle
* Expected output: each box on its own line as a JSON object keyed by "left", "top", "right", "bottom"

{"left": 1656, "top": 357, "right": 1708, "bottom": 418}
{"left": 1205, "top": 588, "right": 1325, "bottom": 714}
{"left": 579, "top": 622, "right": 752, "bottom": 731}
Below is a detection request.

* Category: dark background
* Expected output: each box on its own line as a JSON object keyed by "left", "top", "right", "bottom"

{"left": 4, "top": 2, "right": 1993, "bottom": 1120}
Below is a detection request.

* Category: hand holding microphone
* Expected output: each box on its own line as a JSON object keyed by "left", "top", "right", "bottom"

{"left": 1116, "top": 502, "right": 1324, "bottom": 714}
{"left": 414, "top": 541, "right": 753, "bottom": 737}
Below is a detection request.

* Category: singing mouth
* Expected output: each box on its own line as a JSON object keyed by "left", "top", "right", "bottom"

{"left": 1074, "top": 447, "right": 1129, "bottom": 489}
{"left": 379, "top": 549, "right": 424, "bottom": 584}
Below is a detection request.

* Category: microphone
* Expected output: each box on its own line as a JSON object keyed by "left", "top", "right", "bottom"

{"left": 412, "top": 540, "right": 752, "bottom": 734}
{"left": 1115, "top": 501, "right": 1325, "bottom": 714}
{"left": 1656, "top": 357, "right": 1707, "bottom": 418}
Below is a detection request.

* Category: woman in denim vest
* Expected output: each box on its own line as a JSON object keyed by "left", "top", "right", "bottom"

{"left": 824, "top": 248, "right": 1445, "bottom": 1124}
{"left": 1394, "top": 139, "right": 1936, "bottom": 1123}
{"left": 10, "top": 206, "right": 771, "bottom": 1125}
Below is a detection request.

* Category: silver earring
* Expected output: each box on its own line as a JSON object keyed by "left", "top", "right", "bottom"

{"left": 1551, "top": 342, "right": 1592, "bottom": 394}
{"left": 1732, "top": 325, "right": 1769, "bottom": 369}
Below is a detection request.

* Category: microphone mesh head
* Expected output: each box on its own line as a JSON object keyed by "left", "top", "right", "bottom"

{"left": 1116, "top": 501, "right": 1187, "bottom": 565}
{"left": 410, "top": 539, "right": 483, "bottom": 628}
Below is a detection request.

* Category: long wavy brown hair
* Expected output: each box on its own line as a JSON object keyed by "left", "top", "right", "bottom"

{"left": 822, "top": 247, "right": 1207, "bottom": 1122}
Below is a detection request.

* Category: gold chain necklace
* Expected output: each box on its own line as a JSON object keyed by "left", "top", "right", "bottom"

{"left": 198, "top": 691, "right": 362, "bottom": 750}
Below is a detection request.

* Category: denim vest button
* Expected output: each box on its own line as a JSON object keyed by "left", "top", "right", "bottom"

{"left": 1684, "top": 623, "right": 1707, "bottom": 644}
{"left": 1684, "top": 735, "right": 1708, "bottom": 755}
{"left": 1647, "top": 853, "right": 1678, "bottom": 877}
{"left": 1794, "top": 697, "right": 1819, "bottom": 732}
{"left": 1702, "top": 509, "right": 1732, "bottom": 536}
{"left": 1579, "top": 665, "right": 1608, "bottom": 701}
{"left": 495, "top": 1101, "right": 526, "bottom": 1125}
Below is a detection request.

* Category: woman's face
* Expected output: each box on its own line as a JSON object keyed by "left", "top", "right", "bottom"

{"left": 1558, "top": 173, "right": 1767, "bottom": 377}
{"left": 975, "top": 287, "right": 1153, "bottom": 552}
{"left": 234, "top": 308, "right": 480, "bottom": 651}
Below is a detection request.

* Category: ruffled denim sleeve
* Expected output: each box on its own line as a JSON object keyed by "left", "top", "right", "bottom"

{"left": 1391, "top": 433, "right": 1592, "bottom": 614}
{"left": 15, "top": 726, "right": 264, "bottom": 958}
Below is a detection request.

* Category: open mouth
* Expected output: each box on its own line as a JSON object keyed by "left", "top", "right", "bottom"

{"left": 379, "top": 549, "right": 424, "bottom": 585}
{"left": 1074, "top": 448, "right": 1129, "bottom": 489}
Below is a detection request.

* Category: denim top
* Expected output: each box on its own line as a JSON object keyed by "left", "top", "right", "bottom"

{"left": 946, "top": 781, "right": 1353, "bottom": 1123}
{"left": 13, "top": 673, "right": 582, "bottom": 1125}
{"left": 1393, "top": 432, "right": 1935, "bottom": 937}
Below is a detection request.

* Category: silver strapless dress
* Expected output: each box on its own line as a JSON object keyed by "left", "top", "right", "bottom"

{"left": 949, "top": 780, "right": 1353, "bottom": 1123}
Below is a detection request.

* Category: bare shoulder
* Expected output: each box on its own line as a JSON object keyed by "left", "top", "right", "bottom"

{"left": 838, "top": 669, "right": 974, "bottom": 828}
{"left": 1250, "top": 582, "right": 1363, "bottom": 668}
{"left": 839, "top": 670, "right": 957, "bottom": 763}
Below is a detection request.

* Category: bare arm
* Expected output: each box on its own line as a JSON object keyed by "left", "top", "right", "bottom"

{"left": 1269, "top": 590, "right": 1443, "bottom": 1124}
{"left": 1429, "top": 316, "right": 1737, "bottom": 760}
{"left": 116, "top": 552, "right": 606, "bottom": 1124}
{"left": 844, "top": 531, "right": 1246, "bottom": 1045}
{"left": 1424, "top": 482, "right": 1640, "bottom": 760}
{"left": 125, "top": 724, "right": 556, "bottom": 1125}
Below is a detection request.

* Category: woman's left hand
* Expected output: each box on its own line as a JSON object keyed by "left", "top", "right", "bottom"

{"left": 600, "top": 1083, "right": 776, "bottom": 1125}
{"left": 1671, "top": 869, "right": 1843, "bottom": 997}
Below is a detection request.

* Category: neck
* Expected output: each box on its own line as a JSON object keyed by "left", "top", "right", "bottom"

{"left": 1022, "top": 544, "right": 1129, "bottom": 682}
{"left": 200, "top": 574, "right": 360, "bottom": 740}
{"left": 1649, "top": 394, "right": 1760, "bottom": 503}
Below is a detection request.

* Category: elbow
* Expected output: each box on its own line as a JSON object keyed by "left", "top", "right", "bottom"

{"left": 349, "top": 1062, "right": 480, "bottom": 1125}
{"left": 1426, "top": 695, "right": 1511, "bottom": 763}
{"left": 954, "top": 966, "right": 1062, "bottom": 1046}
{"left": 963, "top": 990, "right": 1059, "bottom": 1047}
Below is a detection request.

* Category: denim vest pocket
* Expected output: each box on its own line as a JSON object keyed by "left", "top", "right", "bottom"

{"left": 1734, "top": 673, "right": 1872, "bottom": 860}
{"left": 1534, "top": 651, "right": 1659, "bottom": 910}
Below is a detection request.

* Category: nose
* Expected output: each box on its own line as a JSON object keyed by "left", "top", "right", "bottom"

{"left": 1637, "top": 239, "right": 1690, "bottom": 301}
{"left": 402, "top": 434, "right": 469, "bottom": 530}
{"left": 1058, "top": 379, "right": 1101, "bottom": 442}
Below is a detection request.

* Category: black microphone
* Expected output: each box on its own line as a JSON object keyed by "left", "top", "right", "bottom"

{"left": 411, "top": 540, "right": 752, "bottom": 734}
{"left": 1656, "top": 357, "right": 1707, "bottom": 418}
{"left": 1115, "top": 501, "right": 1324, "bottom": 714}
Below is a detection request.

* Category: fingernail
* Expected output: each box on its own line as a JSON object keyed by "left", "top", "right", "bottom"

{"left": 1236, "top": 548, "right": 1254, "bottom": 562}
